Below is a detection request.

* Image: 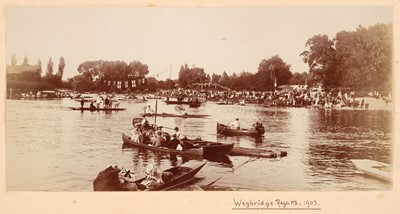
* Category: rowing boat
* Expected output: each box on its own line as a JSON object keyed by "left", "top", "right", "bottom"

{"left": 180, "top": 137, "right": 234, "bottom": 156}
{"left": 141, "top": 113, "right": 210, "bottom": 118}
{"left": 69, "top": 107, "right": 126, "bottom": 111}
{"left": 182, "top": 137, "right": 287, "bottom": 159}
{"left": 93, "top": 162, "right": 207, "bottom": 191}
{"left": 164, "top": 100, "right": 192, "bottom": 105}
{"left": 351, "top": 159, "right": 392, "bottom": 182}
{"left": 217, "top": 122, "right": 265, "bottom": 137}
{"left": 122, "top": 133, "right": 203, "bottom": 157}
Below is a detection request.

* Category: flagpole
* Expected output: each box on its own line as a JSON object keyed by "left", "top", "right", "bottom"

{"left": 154, "top": 98, "right": 158, "bottom": 126}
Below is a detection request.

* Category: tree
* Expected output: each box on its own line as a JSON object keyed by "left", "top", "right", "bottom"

{"left": 178, "top": 63, "right": 207, "bottom": 87}
{"left": 218, "top": 71, "right": 229, "bottom": 86}
{"left": 71, "top": 74, "right": 94, "bottom": 92}
{"left": 334, "top": 24, "right": 392, "bottom": 91}
{"left": 46, "top": 57, "right": 54, "bottom": 76}
{"left": 257, "top": 55, "right": 292, "bottom": 91}
{"left": 37, "top": 59, "right": 42, "bottom": 75}
{"left": 211, "top": 73, "right": 221, "bottom": 84}
{"left": 77, "top": 60, "right": 149, "bottom": 81}
{"left": 289, "top": 72, "right": 308, "bottom": 85}
{"left": 11, "top": 54, "right": 17, "bottom": 65}
{"left": 300, "top": 34, "right": 337, "bottom": 86}
{"left": 23, "top": 55, "right": 29, "bottom": 66}
{"left": 57, "top": 56, "right": 65, "bottom": 78}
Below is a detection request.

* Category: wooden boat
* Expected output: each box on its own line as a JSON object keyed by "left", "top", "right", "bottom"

{"left": 69, "top": 107, "right": 126, "bottom": 111}
{"left": 217, "top": 122, "right": 265, "bottom": 137}
{"left": 180, "top": 137, "right": 234, "bottom": 156}
{"left": 188, "top": 101, "right": 201, "bottom": 108}
{"left": 351, "top": 159, "right": 392, "bottom": 182}
{"left": 216, "top": 102, "right": 234, "bottom": 105}
{"left": 141, "top": 113, "right": 210, "bottom": 118}
{"left": 93, "top": 162, "right": 207, "bottom": 191}
{"left": 164, "top": 100, "right": 192, "bottom": 105}
{"left": 230, "top": 147, "right": 287, "bottom": 158}
{"left": 182, "top": 137, "right": 287, "bottom": 159}
{"left": 122, "top": 133, "right": 203, "bottom": 157}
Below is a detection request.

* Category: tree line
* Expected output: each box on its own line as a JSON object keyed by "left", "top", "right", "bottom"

{"left": 176, "top": 23, "right": 392, "bottom": 92}
{"left": 8, "top": 23, "right": 392, "bottom": 94}
{"left": 7, "top": 55, "right": 67, "bottom": 91}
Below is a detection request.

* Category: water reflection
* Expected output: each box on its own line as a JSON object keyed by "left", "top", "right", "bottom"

{"left": 6, "top": 99, "right": 393, "bottom": 191}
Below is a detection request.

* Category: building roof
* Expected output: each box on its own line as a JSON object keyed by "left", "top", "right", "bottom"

{"left": 6, "top": 65, "right": 40, "bottom": 74}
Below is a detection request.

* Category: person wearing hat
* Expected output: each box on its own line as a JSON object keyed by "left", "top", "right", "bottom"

{"left": 131, "top": 123, "right": 143, "bottom": 143}
{"left": 231, "top": 118, "right": 240, "bottom": 129}
{"left": 153, "top": 130, "right": 166, "bottom": 147}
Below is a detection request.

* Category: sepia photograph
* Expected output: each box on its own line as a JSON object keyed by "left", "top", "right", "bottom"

{"left": 1, "top": 1, "right": 398, "bottom": 213}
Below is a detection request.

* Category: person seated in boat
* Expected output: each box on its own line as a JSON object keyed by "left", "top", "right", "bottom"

{"left": 180, "top": 108, "right": 188, "bottom": 116}
{"left": 162, "top": 134, "right": 182, "bottom": 150}
{"left": 131, "top": 124, "right": 143, "bottom": 143}
{"left": 173, "top": 127, "right": 182, "bottom": 139}
{"left": 104, "top": 96, "right": 110, "bottom": 108}
{"left": 230, "top": 118, "right": 240, "bottom": 129}
{"left": 141, "top": 164, "right": 164, "bottom": 188}
{"left": 147, "top": 105, "right": 154, "bottom": 114}
{"left": 153, "top": 131, "right": 166, "bottom": 147}
{"left": 89, "top": 101, "right": 96, "bottom": 110}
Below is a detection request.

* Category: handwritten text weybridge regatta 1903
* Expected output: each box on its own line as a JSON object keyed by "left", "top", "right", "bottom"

{"left": 232, "top": 199, "right": 321, "bottom": 210}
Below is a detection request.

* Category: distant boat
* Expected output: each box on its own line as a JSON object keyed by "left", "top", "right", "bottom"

{"left": 141, "top": 113, "right": 210, "bottom": 118}
{"left": 69, "top": 107, "right": 126, "bottom": 111}
{"left": 351, "top": 159, "right": 392, "bottom": 182}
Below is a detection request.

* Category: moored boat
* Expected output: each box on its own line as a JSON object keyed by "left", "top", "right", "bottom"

{"left": 229, "top": 147, "right": 287, "bottom": 158}
{"left": 122, "top": 133, "right": 203, "bottom": 157}
{"left": 181, "top": 137, "right": 287, "bottom": 159}
{"left": 351, "top": 159, "right": 392, "bottom": 182}
{"left": 217, "top": 122, "right": 265, "bottom": 137}
{"left": 180, "top": 137, "right": 234, "bottom": 156}
{"left": 141, "top": 113, "right": 210, "bottom": 118}
{"left": 93, "top": 162, "right": 207, "bottom": 191}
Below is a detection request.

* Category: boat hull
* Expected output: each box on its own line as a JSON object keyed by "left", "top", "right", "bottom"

{"left": 141, "top": 113, "right": 209, "bottom": 118}
{"left": 351, "top": 159, "right": 392, "bottom": 182}
{"left": 69, "top": 107, "right": 126, "bottom": 111}
{"left": 181, "top": 139, "right": 234, "bottom": 156}
{"left": 93, "top": 162, "right": 206, "bottom": 191}
{"left": 122, "top": 133, "right": 203, "bottom": 157}
{"left": 217, "top": 123, "right": 264, "bottom": 137}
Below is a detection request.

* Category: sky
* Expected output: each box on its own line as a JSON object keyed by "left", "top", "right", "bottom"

{"left": 6, "top": 6, "right": 393, "bottom": 80}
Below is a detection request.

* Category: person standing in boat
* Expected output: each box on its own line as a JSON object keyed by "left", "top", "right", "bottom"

{"left": 131, "top": 124, "right": 143, "bottom": 144}
{"left": 230, "top": 118, "right": 240, "bottom": 129}
{"left": 80, "top": 98, "right": 85, "bottom": 109}
{"left": 96, "top": 95, "right": 102, "bottom": 109}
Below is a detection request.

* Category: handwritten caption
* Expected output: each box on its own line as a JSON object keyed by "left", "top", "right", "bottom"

{"left": 232, "top": 199, "right": 321, "bottom": 210}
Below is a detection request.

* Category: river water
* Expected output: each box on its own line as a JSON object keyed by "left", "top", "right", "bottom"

{"left": 5, "top": 97, "right": 393, "bottom": 191}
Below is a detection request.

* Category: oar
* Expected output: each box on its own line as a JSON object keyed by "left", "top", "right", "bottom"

{"left": 205, "top": 156, "right": 256, "bottom": 186}
{"left": 217, "top": 122, "right": 230, "bottom": 135}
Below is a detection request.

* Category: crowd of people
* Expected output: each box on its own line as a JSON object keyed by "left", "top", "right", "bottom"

{"left": 154, "top": 87, "right": 389, "bottom": 109}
